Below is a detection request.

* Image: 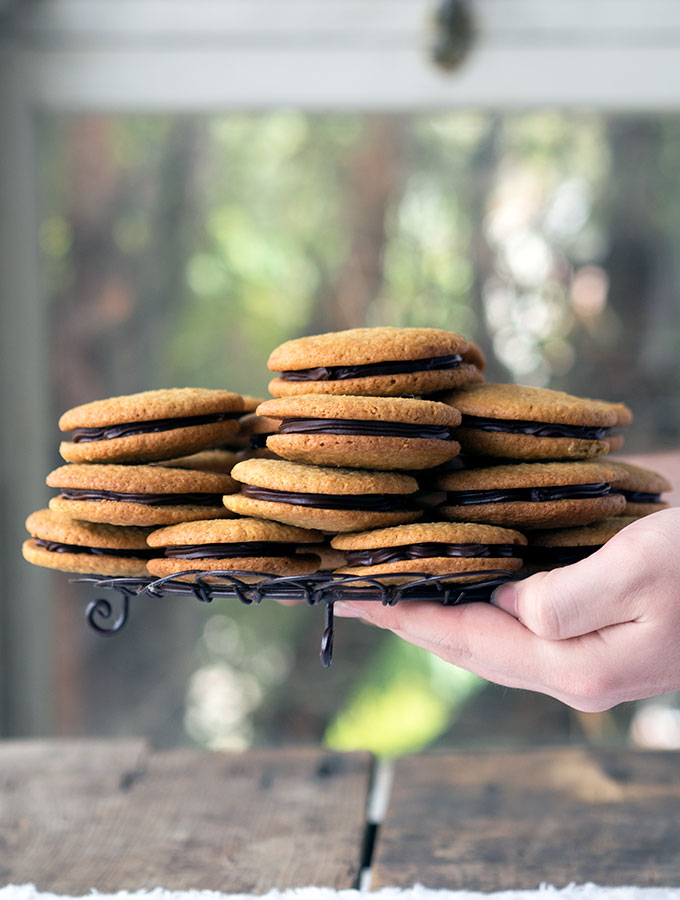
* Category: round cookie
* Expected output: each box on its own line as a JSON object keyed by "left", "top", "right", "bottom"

{"left": 257, "top": 394, "right": 461, "bottom": 470}
{"left": 147, "top": 517, "right": 322, "bottom": 581}
{"left": 436, "top": 460, "right": 626, "bottom": 529}
{"left": 225, "top": 459, "right": 421, "bottom": 533}
{"left": 59, "top": 388, "right": 244, "bottom": 464}
{"left": 47, "top": 464, "right": 238, "bottom": 526}
{"left": 524, "top": 516, "right": 638, "bottom": 571}
{"left": 331, "top": 521, "right": 526, "bottom": 582}
{"left": 23, "top": 508, "right": 154, "bottom": 577}
{"left": 267, "top": 327, "right": 485, "bottom": 398}
{"left": 442, "top": 383, "right": 632, "bottom": 460}
{"left": 608, "top": 460, "right": 671, "bottom": 516}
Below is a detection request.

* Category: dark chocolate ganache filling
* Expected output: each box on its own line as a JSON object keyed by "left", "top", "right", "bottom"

{"left": 241, "top": 484, "right": 415, "bottom": 511}
{"left": 459, "top": 415, "right": 609, "bottom": 441}
{"left": 71, "top": 411, "right": 240, "bottom": 443}
{"left": 618, "top": 489, "right": 662, "bottom": 504}
{"left": 34, "top": 537, "right": 155, "bottom": 559}
{"left": 277, "top": 418, "right": 453, "bottom": 440}
{"left": 444, "top": 482, "right": 611, "bottom": 506}
{"left": 279, "top": 354, "right": 463, "bottom": 382}
{"left": 345, "top": 542, "right": 521, "bottom": 566}
{"left": 164, "top": 541, "right": 301, "bottom": 559}
{"left": 59, "top": 488, "right": 225, "bottom": 506}
{"left": 523, "top": 545, "right": 601, "bottom": 565}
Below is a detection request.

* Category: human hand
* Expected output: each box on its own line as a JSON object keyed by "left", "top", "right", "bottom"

{"left": 333, "top": 508, "right": 680, "bottom": 712}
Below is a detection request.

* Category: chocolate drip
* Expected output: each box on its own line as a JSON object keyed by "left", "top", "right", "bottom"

{"left": 164, "top": 541, "right": 301, "bottom": 559}
{"left": 279, "top": 353, "right": 463, "bottom": 382}
{"left": 444, "top": 482, "right": 611, "bottom": 506}
{"left": 71, "top": 411, "right": 240, "bottom": 443}
{"left": 241, "top": 483, "right": 415, "bottom": 511}
{"left": 524, "top": 545, "right": 601, "bottom": 565}
{"left": 34, "top": 537, "right": 155, "bottom": 559}
{"left": 278, "top": 418, "right": 453, "bottom": 440}
{"left": 459, "top": 415, "right": 609, "bottom": 441}
{"left": 345, "top": 542, "right": 521, "bottom": 566}
{"left": 59, "top": 488, "right": 225, "bottom": 507}
{"left": 618, "top": 489, "right": 662, "bottom": 504}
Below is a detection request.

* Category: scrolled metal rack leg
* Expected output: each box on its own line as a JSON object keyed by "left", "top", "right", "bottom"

{"left": 85, "top": 590, "right": 131, "bottom": 635}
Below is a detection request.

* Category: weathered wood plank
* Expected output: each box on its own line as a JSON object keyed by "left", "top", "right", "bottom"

{"left": 372, "top": 747, "right": 680, "bottom": 889}
{"left": 0, "top": 741, "right": 371, "bottom": 893}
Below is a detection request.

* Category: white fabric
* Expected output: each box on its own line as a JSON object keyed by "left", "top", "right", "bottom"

{"left": 2, "top": 884, "right": 680, "bottom": 900}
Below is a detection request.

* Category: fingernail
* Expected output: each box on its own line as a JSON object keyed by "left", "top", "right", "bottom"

{"left": 490, "top": 582, "right": 518, "bottom": 618}
{"left": 333, "top": 602, "right": 369, "bottom": 619}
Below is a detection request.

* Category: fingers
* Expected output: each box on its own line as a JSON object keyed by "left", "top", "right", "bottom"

{"left": 491, "top": 519, "right": 668, "bottom": 640}
{"left": 335, "top": 598, "right": 557, "bottom": 696}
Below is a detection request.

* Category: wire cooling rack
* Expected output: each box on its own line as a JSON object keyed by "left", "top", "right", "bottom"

{"left": 74, "top": 569, "right": 515, "bottom": 666}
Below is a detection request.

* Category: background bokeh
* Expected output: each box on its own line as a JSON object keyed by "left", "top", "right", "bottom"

{"left": 22, "top": 110, "right": 678, "bottom": 754}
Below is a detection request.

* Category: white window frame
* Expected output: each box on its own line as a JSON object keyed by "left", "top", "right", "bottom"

{"left": 3, "top": 0, "right": 680, "bottom": 736}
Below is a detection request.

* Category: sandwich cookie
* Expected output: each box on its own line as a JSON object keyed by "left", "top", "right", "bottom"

{"left": 442, "top": 383, "right": 632, "bottom": 460}
{"left": 225, "top": 459, "right": 422, "bottom": 533}
{"left": 23, "top": 508, "right": 154, "bottom": 577}
{"left": 436, "top": 460, "right": 626, "bottom": 529}
{"left": 524, "top": 516, "right": 638, "bottom": 571}
{"left": 59, "top": 388, "right": 244, "bottom": 464}
{"left": 256, "top": 394, "right": 461, "bottom": 470}
{"left": 609, "top": 461, "right": 671, "bottom": 516}
{"left": 147, "top": 517, "right": 322, "bottom": 581}
{"left": 267, "top": 327, "right": 485, "bottom": 398}
{"left": 331, "top": 521, "right": 526, "bottom": 582}
{"left": 47, "top": 464, "right": 238, "bottom": 526}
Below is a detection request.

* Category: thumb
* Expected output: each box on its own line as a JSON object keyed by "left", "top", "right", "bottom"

{"left": 491, "top": 532, "right": 648, "bottom": 640}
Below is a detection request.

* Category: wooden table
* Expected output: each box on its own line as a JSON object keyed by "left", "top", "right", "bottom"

{"left": 2, "top": 741, "right": 679, "bottom": 892}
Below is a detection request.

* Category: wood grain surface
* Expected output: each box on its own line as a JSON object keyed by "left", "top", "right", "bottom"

{"left": 0, "top": 740, "right": 371, "bottom": 893}
{"left": 371, "top": 747, "right": 680, "bottom": 889}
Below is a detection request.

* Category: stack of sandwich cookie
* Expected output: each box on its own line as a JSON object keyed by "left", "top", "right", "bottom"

{"left": 225, "top": 459, "right": 421, "bottom": 532}
{"left": 523, "top": 517, "right": 639, "bottom": 572}
{"left": 257, "top": 394, "right": 461, "bottom": 470}
{"left": 436, "top": 460, "right": 625, "bottom": 528}
{"left": 609, "top": 461, "right": 671, "bottom": 516}
{"left": 23, "top": 508, "right": 154, "bottom": 577}
{"left": 442, "top": 383, "right": 632, "bottom": 460}
{"left": 268, "top": 327, "right": 485, "bottom": 398}
{"left": 331, "top": 522, "right": 526, "bottom": 584}
{"left": 47, "top": 464, "right": 237, "bottom": 525}
{"left": 58, "top": 388, "right": 244, "bottom": 464}
{"left": 147, "top": 517, "right": 322, "bottom": 582}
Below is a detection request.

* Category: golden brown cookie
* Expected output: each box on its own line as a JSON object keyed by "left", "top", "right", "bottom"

{"left": 22, "top": 508, "right": 153, "bottom": 577}
{"left": 331, "top": 521, "right": 525, "bottom": 582}
{"left": 59, "top": 388, "right": 244, "bottom": 464}
{"left": 47, "top": 464, "right": 237, "bottom": 526}
{"left": 267, "top": 327, "right": 485, "bottom": 397}
{"left": 608, "top": 460, "right": 672, "bottom": 516}
{"left": 225, "top": 458, "right": 421, "bottom": 532}
{"left": 523, "top": 516, "right": 638, "bottom": 571}
{"left": 436, "top": 460, "right": 626, "bottom": 529}
{"left": 257, "top": 394, "right": 461, "bottom": 470}
{"left": 146, "top": 517, "right": 322, "bottom": 581}
{"left": 442, "top": 383, "right": 632, "bottom": 460}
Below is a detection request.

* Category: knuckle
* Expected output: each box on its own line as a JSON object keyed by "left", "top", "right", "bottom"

{"left": 520, "top": 590, "right": 564, "bottom": 639}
